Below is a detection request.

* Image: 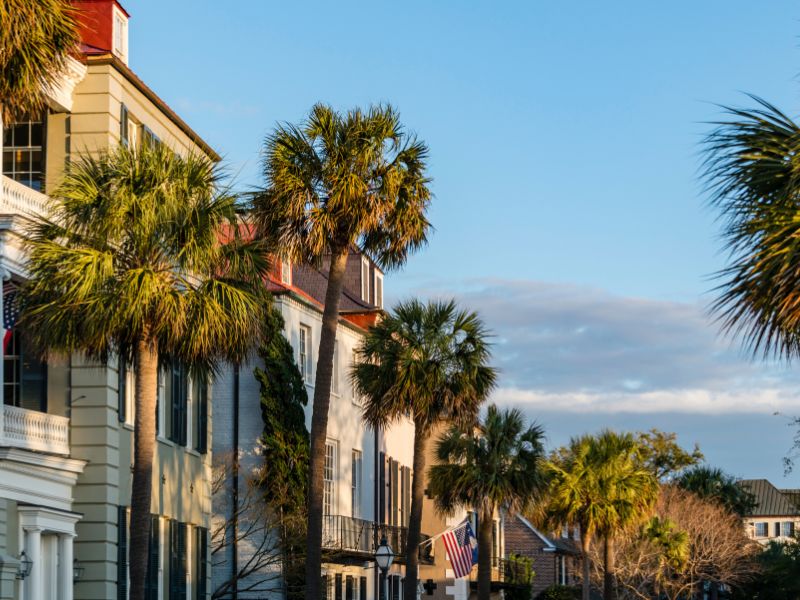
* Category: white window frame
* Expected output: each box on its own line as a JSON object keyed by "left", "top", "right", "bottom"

{"left": 374, "top": 271, "right": 384, "bottom": 308}
{"left": 299, "top": 325, "right": 312, "bottom": 383}
{"left": 112, "top": 6, "right": 128, "bottom": 63}
{"left": 324, "top": 440, "right": 338, "bottom": 517}
{"left": 351, "top": 449, "right": 362, "bottom": 519}
{"left": 124, "top": 366, "right": 136, "bottom": 427}
{"left": 361, "top": 256, "right": 370, "bottom": 302}
{"left": 281, "top": 259, "right": 292, "bottom": 286}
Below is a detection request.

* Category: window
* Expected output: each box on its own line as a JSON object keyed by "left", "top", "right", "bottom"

{"left": 775, "top": 522, "right": 781, "bottom": 537}
{"left": 117, "top": 506, "right": 129, "bottom": 600}
{"left": 324, "top": 440, "right": 338, "bottom": 516}
{"left": 145, "top": 515, "right": 160, "bottom": 600}
{"left": 281, "top": 260, "right": 292, "bottom": 285}
{"left": 3, "top": 330, "right": 47, "bottom": 412}
{"left": 168, "top": 520, "right": 187, "bottom": 599}
{"left": 351, "top": 349, "right": 360, "bottom": 406}
{"left": 193, "top": 376, "right": 208, "bottom": 454}
{"left": 374, "top": 272, "right": 384, "bottom": 308}
{"left": 783, "top": 521, "right": 795, "bottom": 538}
{"left": 142, "top": 126, "right": 160, "bottom": 148}
{"left": 361, "top": 257, "right": 370, "bottom": 302}
{"left": 351, "top": 449, "right": 362, "bottom": 518}
{"left": 165, "top": 362, "right": 188, "bottom": 445}
{"left": 299, "top": 325, "right": 311, "bottom": 382}
{"left": 120, "top": 104, "right": 129, "bottom": 146}
{"left": 755, "top": 522, "right": 769, "bottom": 538}
{"left": 332, "top": 342, "right": 339, "bottom": 394}
{"left": 3, "top": 116, "right": 45, "bottom": 191}
{"left": 113, "top": 8, "right": 128, "bottom": 62}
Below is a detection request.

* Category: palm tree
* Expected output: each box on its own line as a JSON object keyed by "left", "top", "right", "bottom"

{"left": 253, "top": 103, "right": 432, "bottom": 599}
{"left": 353, "top": 299, "right": 497, "bottom": 599}
{"left": 676, "top": 466, "right": 756, "bottom": 517}
{"left": 543, "top": 431, "right": 658, "bottom": 600}
{"left": 20, "top": 142, "right": 271, "bottom": 600}
{"left": 427, "top": 404, "right": 548, "bottom": 600}
{"left": 702, "top": 97, "right": 800, "bottom": 359}
{"left": 0, "top": 0, "right": 78, "bottom": 191}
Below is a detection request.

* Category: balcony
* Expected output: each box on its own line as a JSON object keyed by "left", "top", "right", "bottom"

{"left": 0, "top": 404, "right": 70, "bottom": 455}
{"left": 322, "top": 515, "right": 434, "bottom": 565}
{"left": 0, "top": 175, "right": 50, "bottom": 219}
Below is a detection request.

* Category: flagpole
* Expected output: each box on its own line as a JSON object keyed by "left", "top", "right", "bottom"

{"left": 417, "top": 518, "right": 469, "bottom": 549}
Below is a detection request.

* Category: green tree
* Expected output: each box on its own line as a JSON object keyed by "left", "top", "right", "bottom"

{"left": 733, "top": 536, "right": 800, "bottom": 600}
{"left": 637, "top": 429, "right": 704, "bottom": 481}
{"left": 255, "top": 309, "right": 309, "bottom": 600}
{"left": 676, "top": 466, "right": 756, "bottom": 517}
{"left": 543, "top": 431, "right": 658, "bottom": 600}
{"left": 428, "top": 404, "right": 549, "bottom": 600}
{"left": 254, "top": 103, "right": 432, "bottom": 600}
{"left": 20, "top": 143, "right": 271, "bottom": 600}
{"left": 0, "top": 0, "right": 78, "bottom": 120}
{"left": 354, "top": 299, "right": 496, "bottom": 598}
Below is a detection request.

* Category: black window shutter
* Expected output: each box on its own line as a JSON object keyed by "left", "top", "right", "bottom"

{"left": 359, "top": 576, "right": 367, "bottom": 600}
{"left": 117, "top": 506, "right": 128, "bottom": 600}
{"left": 335, "top": 573, "right": 343, "bottom": 600}
{"left": 178, "top": 522, "right": 187, "bottom": 600}
{"left": 196, "top": 379, "right": 208, "bottom": 454}
{"left": 321, "top": 575, "right": 328, "bottom": 600}
{"left": 391, "top": 576, "right": 400, "bottom": 600}
{"left": 379, "top": 452, "right": 386, "bottom": 524}
{"left": 195, "top": 527, "right": 208, "bottom": 600}
{"left": 346, "top": 575, "right": 353, "bottom": 600}
{"left": 145, "top": 515, "right": 160, "bottom": 600}
{"left": 180, "top": 367, "right": 188, "bottom": 445}
{"left": 118, "top": 360, "right": 126, "bottom": 423}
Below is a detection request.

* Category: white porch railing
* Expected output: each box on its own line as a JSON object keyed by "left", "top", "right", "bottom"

{"left": 0, "top": 404, "right": 70, "bottom": 455}
{"left": 0, "top": 175, "right": 50, "bottom": 218}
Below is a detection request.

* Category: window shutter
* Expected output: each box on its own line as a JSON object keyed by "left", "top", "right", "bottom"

{"left": 195, "top": 527, "right": 208, "bottom": 600}
{"left": 321, "top": 575, "right": 329, "bottom": 600}
{"left": 145, "top": 515, "right": 160, "bottom": 600}
{"left": 379, "top": 452, "right": 386, "bottom": 524}
{"left": 346, "top": 575, "right": 353, "bottom": 600}
{"left": 359, "top": 577, "right": 367, "bottom": 600}
{"left": 178, "top": 522, "right": 187, "bottom": 600}
{"left": 196, "top": 379, "right": 208, "bottom": 454}
{"left": 117, "top": 506, "right": 128, "bottom": 600}
{"left": 180, "top": 369, "right": 188, "bottom": 446}
{"left": 335, "top": 573, "right": 343, "bottom": 600}
{"left": 391, "top": 576, "right": 400, "bottom": 600}
{"left": 118, "top": 361, "right": 126, "bottom": 423}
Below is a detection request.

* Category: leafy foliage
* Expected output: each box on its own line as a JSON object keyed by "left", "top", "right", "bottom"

{"left": 354, "top": 298, "right": 497, "bottom": 436}
{"left": 256, "top": 309, "right": 310, "bottom": 517}
{"left": 505, "top": 553, "right": 536, "bottom": 600}
{"left": 0, "top": 0, "right": 79, "bottom": 119}
{"left": 733, "top": 536, "right": 800, "bottom": 600}
{"left": 637, "top": 429, "right": 703, "bottom": 481}
{"left": 676, "top": 466, "right": 756, "bottom": 517}
{"left": 254, "top": 103, "right": 432, "bottom": 268}
{"left": 536, "top": 585, "right": 580, "bottom": 600}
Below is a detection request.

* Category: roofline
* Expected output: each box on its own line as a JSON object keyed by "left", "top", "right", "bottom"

{"left": 81, "top": 54, "right": 221, "bottom": 162}
{"left": 515, "top": 514, "right": 557, "bottom": 550}
{"left": 273, "top": 288, "right": 371, "bottom": 334}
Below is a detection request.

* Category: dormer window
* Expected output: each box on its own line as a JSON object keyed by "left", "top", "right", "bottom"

{"left": 361, "top": 256, "right": 370, "bottom": 302}
{"left": 113, "top": 6, "right": 129, "bottom": 64}
{"left": 281, "top": 260, "right": 292, "bottom": 286}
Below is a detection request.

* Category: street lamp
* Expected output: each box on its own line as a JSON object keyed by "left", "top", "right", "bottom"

{"left": 375, "top": 536, "right": 394, "bottom": 600}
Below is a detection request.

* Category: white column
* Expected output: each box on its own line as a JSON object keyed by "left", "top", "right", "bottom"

{"left": 25, "top": 527, "right": 43, "bottom": 600}
{"left": 58, "top": 534, "right": 74, "bottom": 600}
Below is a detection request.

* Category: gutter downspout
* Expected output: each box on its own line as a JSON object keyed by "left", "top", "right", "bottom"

{"left": 232, "top": 365, "right": 240, "bottom": 600}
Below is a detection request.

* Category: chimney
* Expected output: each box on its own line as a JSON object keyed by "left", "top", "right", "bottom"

{"left": 72, "top": 0, "right": 130, "bottom": 65}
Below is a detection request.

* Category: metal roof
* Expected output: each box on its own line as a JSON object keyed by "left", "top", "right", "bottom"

{"left": 739, "top": 479, "right": 800, "bottom": 517}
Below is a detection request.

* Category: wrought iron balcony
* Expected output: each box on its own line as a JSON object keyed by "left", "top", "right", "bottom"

{"left": 321, "top": 514, "right": 433, "bottom": 565}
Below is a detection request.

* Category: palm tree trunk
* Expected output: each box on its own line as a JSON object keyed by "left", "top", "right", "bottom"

{"left": 581, "top": 533, "right": 592, "bottom": 600}
{"left": 403, "top": 424, "right": 428, "bottom": 600}
{"left": 305, "top": 250, "right": 349, "bottom": 600}
{"left": 477, "top": 507, "right": 494, "bottom": 600}
{"left": 603, "top": 535, "right": 615, "bottom": 600}
{"left": 129, "top": 334, "right": 159, "bottom": 600}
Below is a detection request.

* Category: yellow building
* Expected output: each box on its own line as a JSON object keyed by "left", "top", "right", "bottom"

{"left": 0, "top": 2, "right": 217, "bottom": 598}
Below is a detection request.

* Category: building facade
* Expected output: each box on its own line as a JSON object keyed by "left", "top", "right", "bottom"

{"left": 740, "top": 479, "right": 800, "bottom": 545}
{"left": 0, "top": 2, "right": 217, "bottom": 598}
{"left": 212, "top": 250, "right": 424, "bottom": 600}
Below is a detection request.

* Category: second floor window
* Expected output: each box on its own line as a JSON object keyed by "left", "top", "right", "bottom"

{"left": 324, "top": 440, "right": 337, "bottom": 516}
{"left": 755, "top": 522, "right": 768, "bottom": 538}
{"left": 351, "top": 449, "right": 362, "bottom": 519}
{"left": 3, "top": 330, "right": 47, "bottom": 412}
{"left": 3, "top": 116, "right": 44, "bottom": 191}
{"left": 164, "top": 361, "right": 188, "bottom": 446}
{"left": 299, "top": 325, "right": 311, "bottom": 382}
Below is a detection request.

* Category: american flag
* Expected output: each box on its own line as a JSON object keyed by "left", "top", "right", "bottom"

{"left": 3, "top": 282, "right": 18, "bottom": 352}
{"left": 442, "top": 520, "right": 478, "bottom": 579}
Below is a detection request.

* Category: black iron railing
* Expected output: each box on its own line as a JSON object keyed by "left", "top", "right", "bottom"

{"left": 321, "top": 515, "right": 433, "bottom": 563}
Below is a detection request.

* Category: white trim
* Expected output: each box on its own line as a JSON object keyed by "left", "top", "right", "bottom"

{"left": 373, "top": 271, "right": 384, "bottom": 309}
{"left": 112, "top": 5, "right": 129, "bottom": 64}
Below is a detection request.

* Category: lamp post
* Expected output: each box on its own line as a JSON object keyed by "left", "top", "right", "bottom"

{"left": 375, "top": 536, "right": 394, "bottom": 600}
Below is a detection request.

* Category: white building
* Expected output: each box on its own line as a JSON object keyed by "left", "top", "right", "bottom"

{"left": 212, "top": 250, "right": 420, "bottom": 600}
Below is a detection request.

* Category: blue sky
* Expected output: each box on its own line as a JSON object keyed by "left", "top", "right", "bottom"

{"left": 132, "top": 1, "right": 800, "bottom": 480}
